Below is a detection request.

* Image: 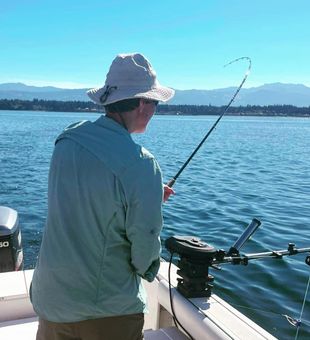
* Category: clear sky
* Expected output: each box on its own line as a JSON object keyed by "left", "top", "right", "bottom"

{"left": 1, "top": 0, "right": 309, "bottom": 90}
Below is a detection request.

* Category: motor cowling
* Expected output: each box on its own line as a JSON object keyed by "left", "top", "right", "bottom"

{"left": 0, "top": 206, "right": 23, "bottom": 273}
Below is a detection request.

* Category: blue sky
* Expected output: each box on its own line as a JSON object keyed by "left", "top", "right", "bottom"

{"left": 1, "top": 0, "right": 309, "bottom": 89}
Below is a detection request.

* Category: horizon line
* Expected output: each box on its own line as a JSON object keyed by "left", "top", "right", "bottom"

{"left": 0, "top": 81, "right": 310, "bottom": 91}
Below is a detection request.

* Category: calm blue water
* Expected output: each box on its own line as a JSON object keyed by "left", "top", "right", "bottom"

{"left": 0, "top": 110, "right": 309, "bottom": 339}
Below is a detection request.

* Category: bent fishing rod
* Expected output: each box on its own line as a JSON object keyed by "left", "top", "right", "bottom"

{"left": 167, "top": 57, "right": 252, "bottom": 188}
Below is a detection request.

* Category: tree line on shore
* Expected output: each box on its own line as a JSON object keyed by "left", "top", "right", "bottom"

{"left": 0, "top": 99, "right": 309, "bottom": 116}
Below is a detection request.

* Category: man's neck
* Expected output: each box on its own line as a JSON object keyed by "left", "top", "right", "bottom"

{"left": 106, "top": 112, "right": 129, "bottom": 131}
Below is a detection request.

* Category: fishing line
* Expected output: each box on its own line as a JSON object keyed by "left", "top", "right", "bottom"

{"left": 167, "top": 57, "right": 252, "bottom": 188}
{"left": 294, "top": 273, "right": 310, "bottom": 340}
{"left": 228, "top": 302, "right": 310, "bottom": 328}
{"left": 227, "top": 302, "right": 286, "bottom": 318}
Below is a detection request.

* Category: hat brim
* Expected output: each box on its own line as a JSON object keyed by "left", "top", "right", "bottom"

{"left": 87, "top": 84, "right": 175, "bottom": 105}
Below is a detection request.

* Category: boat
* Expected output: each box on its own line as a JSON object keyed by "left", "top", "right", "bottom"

{"left": 0, "top": 205, "right": 282, "bottom": 339}
{"left": 0, "top": 264, "right": 278, "bottom": 340}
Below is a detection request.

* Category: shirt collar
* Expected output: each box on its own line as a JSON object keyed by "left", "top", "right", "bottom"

{"left": 94, "top": 115, "right": 131, "bottom": 137}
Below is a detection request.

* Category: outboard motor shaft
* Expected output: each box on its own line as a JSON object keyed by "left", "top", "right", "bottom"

{"left": 0, "top": 206, "right": 23, "bottom": 272}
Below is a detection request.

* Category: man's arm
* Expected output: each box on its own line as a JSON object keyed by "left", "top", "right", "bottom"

{"left": 121, "top": 156, "right": 163, "bottom": 282}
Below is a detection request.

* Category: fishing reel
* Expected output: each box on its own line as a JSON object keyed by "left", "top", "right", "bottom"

{"left": 165, "top": 219, "right": 310, "bottom": 298}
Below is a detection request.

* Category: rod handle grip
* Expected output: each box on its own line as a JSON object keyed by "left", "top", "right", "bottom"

{"left": 166, "top": 178, "right": 176, "bottom": 188}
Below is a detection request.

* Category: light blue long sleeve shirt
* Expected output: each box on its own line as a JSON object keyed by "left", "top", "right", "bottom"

{"left": 30, "top": 115, "right": 163, "bottom": 322}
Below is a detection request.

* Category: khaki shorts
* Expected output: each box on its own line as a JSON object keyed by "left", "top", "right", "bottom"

{"left": 36, "top": 313, "right": 144, "bottom": 340}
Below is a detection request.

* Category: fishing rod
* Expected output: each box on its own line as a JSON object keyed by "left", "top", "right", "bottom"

{"left": 167, "top": 56, "right": 252, "bottom": 188}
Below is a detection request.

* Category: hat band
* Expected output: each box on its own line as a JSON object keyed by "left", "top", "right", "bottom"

{"left": 100, "top": 86, "right": 118, "bottom": 104}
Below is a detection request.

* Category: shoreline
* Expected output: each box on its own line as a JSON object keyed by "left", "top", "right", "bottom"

{"left": 1, "top": 108, "right": 309, "bottom": 118}
{"left": 1, "top": 99, "right": 310, "bottom": 117}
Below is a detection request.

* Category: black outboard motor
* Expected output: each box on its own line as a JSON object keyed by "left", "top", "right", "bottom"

{"left": 0, "top": 206, "right": 23, "bottom": 273}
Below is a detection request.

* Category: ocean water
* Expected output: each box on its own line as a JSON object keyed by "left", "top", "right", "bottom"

{"left": 0, "top": 110, "right": 309, "bottom": 339}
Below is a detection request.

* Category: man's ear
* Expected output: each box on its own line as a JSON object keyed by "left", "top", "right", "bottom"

{"left": 138, "top": 99, "right": 146, "bottom": 111}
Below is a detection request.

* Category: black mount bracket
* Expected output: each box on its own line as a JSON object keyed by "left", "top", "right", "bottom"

{"left": 165, "top": 236, "right": 217, "bottom": 297}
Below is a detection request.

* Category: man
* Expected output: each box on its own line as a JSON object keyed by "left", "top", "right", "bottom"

{"left": 31, "top": 53, "right": 175, "bottom": 340}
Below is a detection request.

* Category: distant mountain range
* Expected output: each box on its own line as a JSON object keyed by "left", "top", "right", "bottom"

{"left": 1, "top": 82, "right": 310, "bottom": 107}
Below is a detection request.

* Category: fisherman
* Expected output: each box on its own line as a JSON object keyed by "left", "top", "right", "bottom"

{"left": 30, "top": 53, "right": 175, "bottom": 340}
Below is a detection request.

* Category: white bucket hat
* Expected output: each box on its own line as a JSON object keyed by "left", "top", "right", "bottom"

{"left": 87, "top": 53, "right": 175, "bottom": 105}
